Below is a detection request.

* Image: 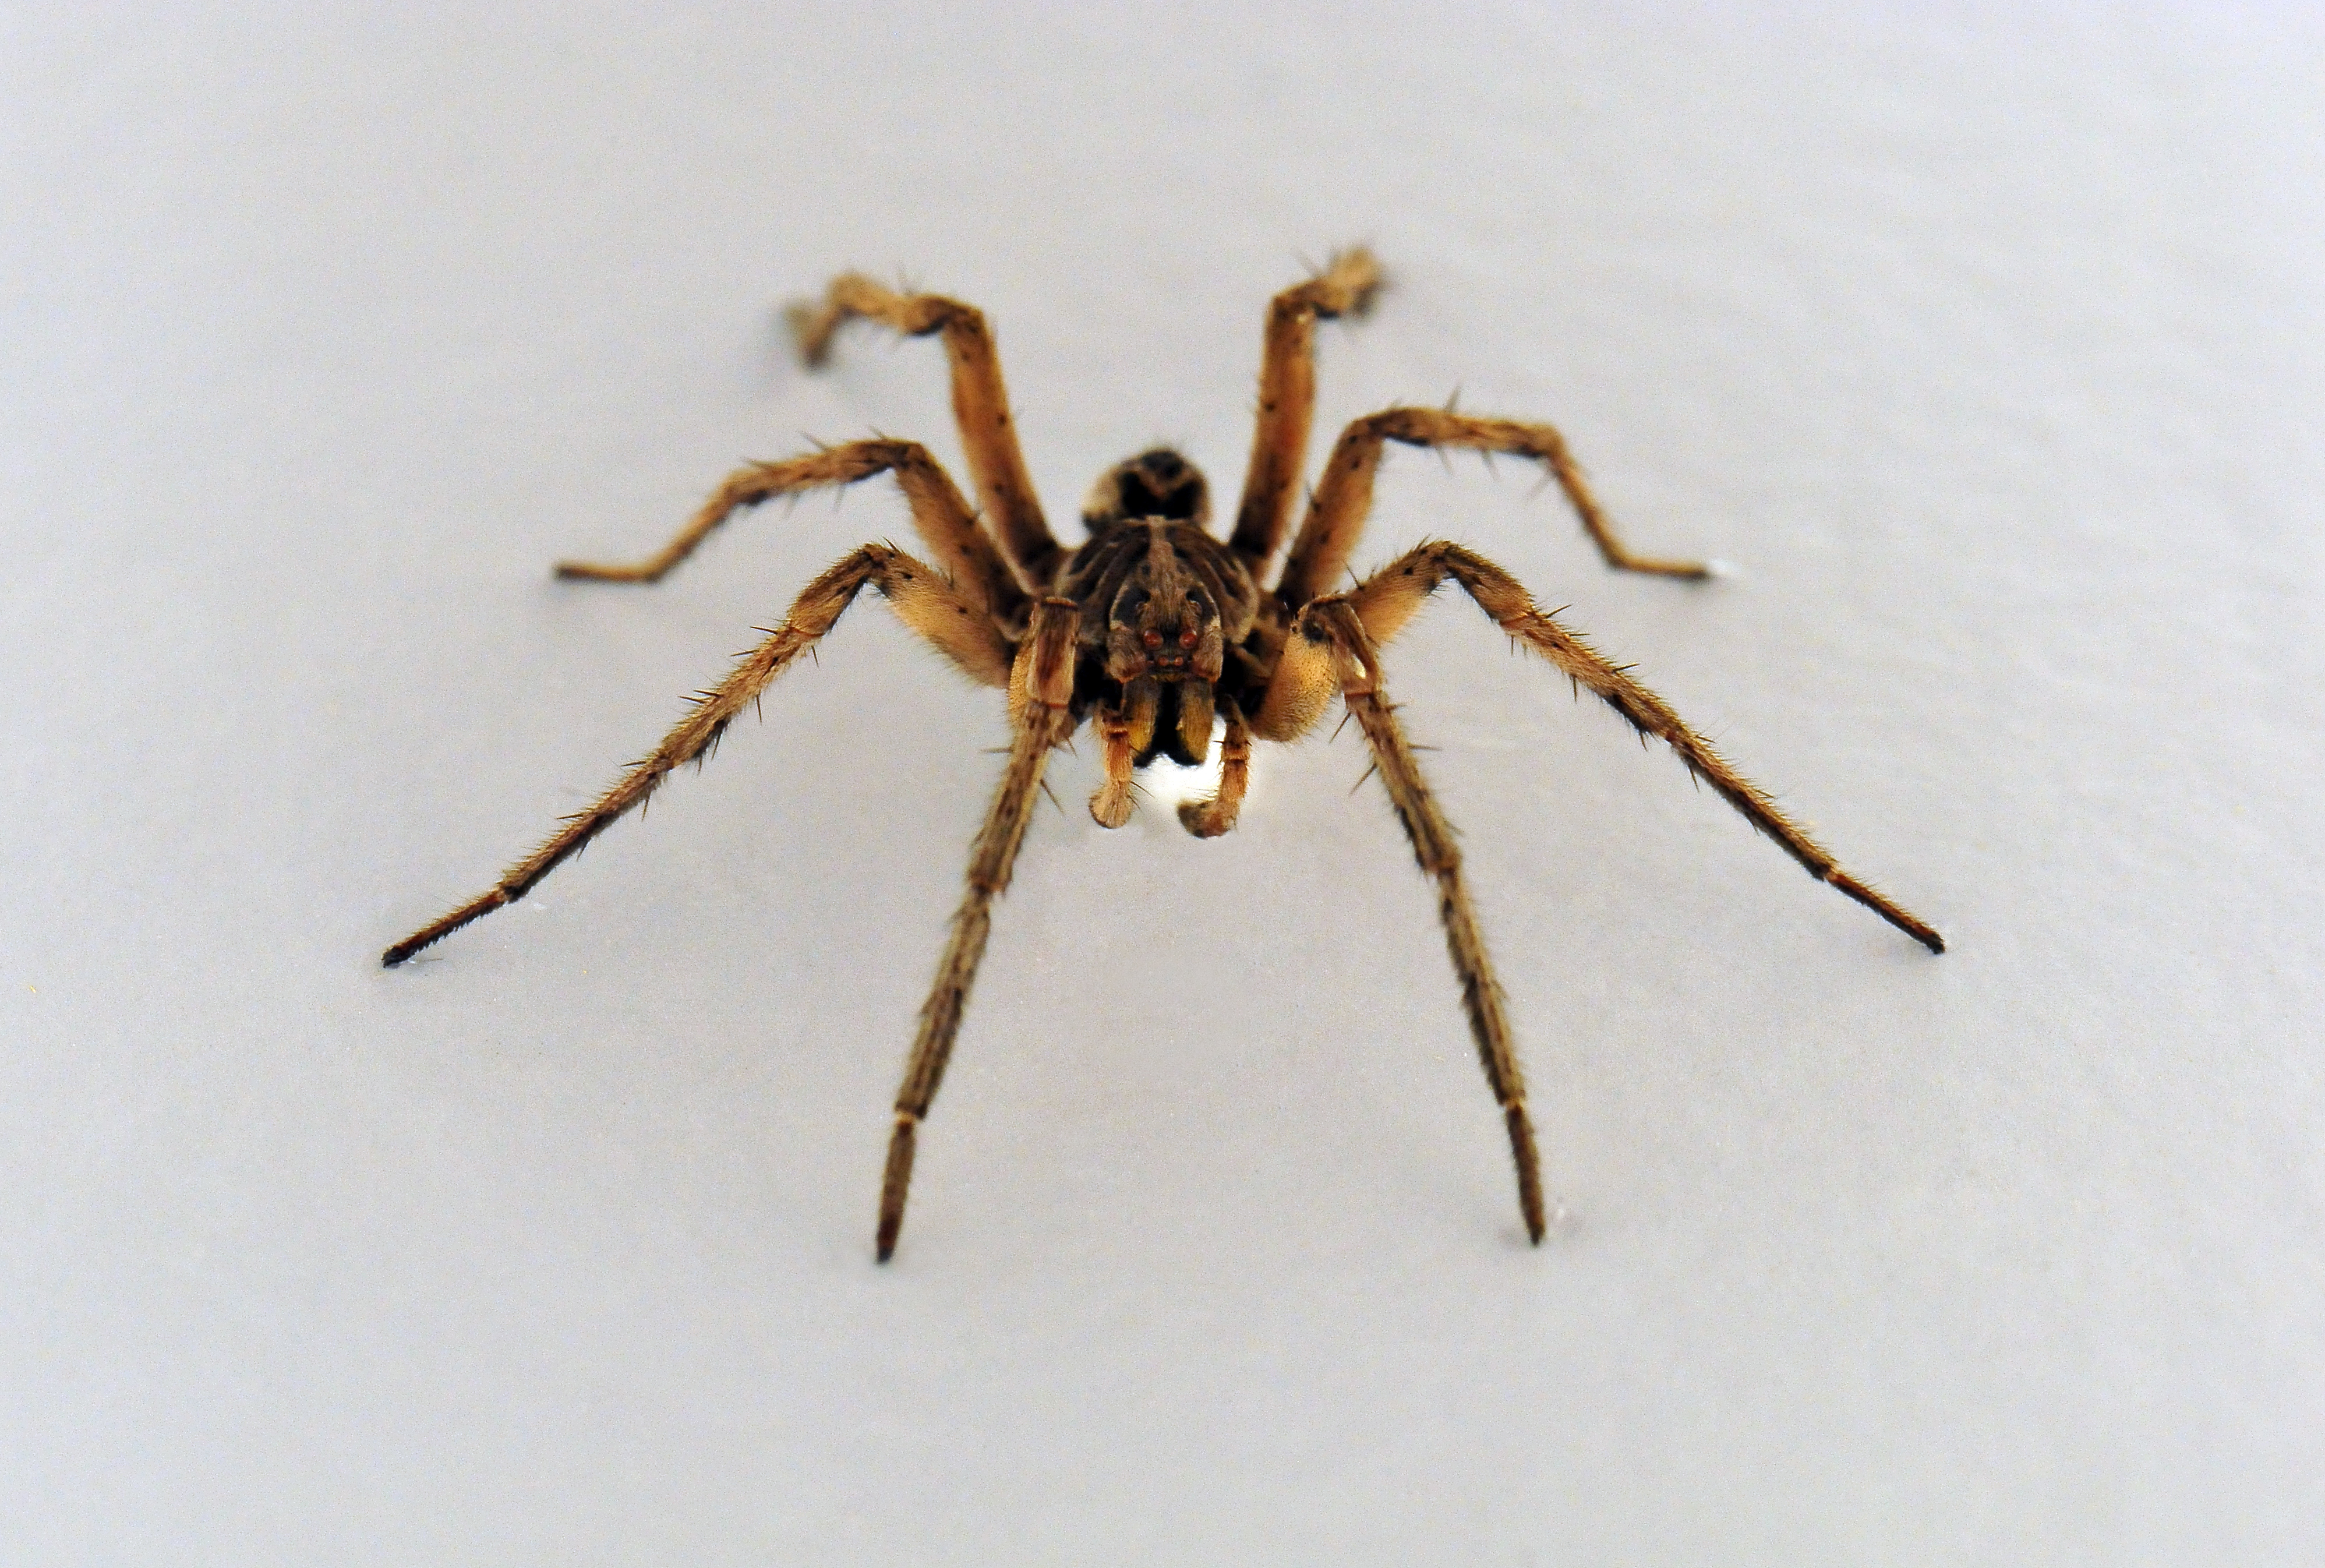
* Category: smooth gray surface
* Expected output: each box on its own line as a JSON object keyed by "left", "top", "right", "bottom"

{"left": 5, "top": 5, "right": 2320, "bottom": 1563}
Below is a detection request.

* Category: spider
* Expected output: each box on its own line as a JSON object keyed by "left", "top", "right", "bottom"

{"left": 384, "top": 249, "right": 1944, "bottom": 1260}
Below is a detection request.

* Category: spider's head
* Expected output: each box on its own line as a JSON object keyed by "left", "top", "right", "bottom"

{"left": 1104, "top": 527, "right": 1225, "bottom": 684}
{"left": 1083, "top": 447, "right": 1210, "bottom": 528}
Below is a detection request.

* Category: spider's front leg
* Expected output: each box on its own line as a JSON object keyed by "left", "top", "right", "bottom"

{"left": 1252, "top": 599, "right": 1547, "bottom": 1242}
{"left": 1344, "top": 541, "right": 1944, "bottom": 952}
{"left": 878, "top": 598, "right": 1081, "bottom": 1262}
{"left": 1275, "top": 407, "right": 1711, "bottom": 609}
{"left": 381, "top": 543, "right": 1010, "bottom": 967}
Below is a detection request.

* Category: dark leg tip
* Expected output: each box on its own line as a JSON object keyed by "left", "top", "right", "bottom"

{"left": 554, "top": 560, "right": 657, "bottom": 582}
{"left": 876, "top": 1116, "right": 916, "bottom": 1266}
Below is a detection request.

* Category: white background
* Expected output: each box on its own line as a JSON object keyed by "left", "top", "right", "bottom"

{"left": 5, "top": 5, "right": 2320, "bottom": 1562}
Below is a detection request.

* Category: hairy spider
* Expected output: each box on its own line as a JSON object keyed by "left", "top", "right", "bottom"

{"left": 384, "top": 250, "right": 1943, "bottom": 1260}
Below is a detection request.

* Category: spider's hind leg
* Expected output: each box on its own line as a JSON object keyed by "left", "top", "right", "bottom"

{"left": 1227, "top": 249, "right": 1383, "bottom": 571}
{"left": 1276, "top": 407, "right": 1710, "bottom": 609}
{"left": 787, "top": 274, "right": 1061, "bottom": 585}
{"left": 554, "top": 438, "right": 1026, "bottom": 626}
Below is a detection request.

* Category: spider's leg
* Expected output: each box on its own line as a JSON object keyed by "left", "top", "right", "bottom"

{"left": 1177, "top": 694, "right": 1251, "bottom": 838}
{"left": 556, "top": 439, "right": 1025, "bottom": 621}
{"left": 879, "top": 598, "right": 1080, "bottom": 1261}
{"left": 1226, "top": 249, "right": 1383, "bottom": 573}
{"left": 1269, "top": 599, "right": 1547, "bottom": 1242}
{"left": 1343, "top": 542, "right": 1944, "bottom": 952}
{"left": 383, "top": 543, "right": 1009, "bottom": 967}
{"left": 788, "top": 276, "right": 1061, "bottom": 587}
{"left": 1275, "top": 408, "right": 1709, "bottom": 609}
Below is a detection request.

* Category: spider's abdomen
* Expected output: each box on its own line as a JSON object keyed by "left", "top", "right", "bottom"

{"left": 1079, "top": 446, "right": 1211, "bottom": 529}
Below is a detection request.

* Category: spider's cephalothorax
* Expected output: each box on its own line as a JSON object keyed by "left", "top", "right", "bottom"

{"left": 385, "top": 250, "right": 1944, "bottom": 1262}
{"left": 1060, "top": 449, "right": 1264, "bottom": 771}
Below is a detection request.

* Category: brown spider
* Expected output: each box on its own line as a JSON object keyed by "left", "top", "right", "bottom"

{"left": 384, "top": 250, "right": 1943, "bottom": 1260}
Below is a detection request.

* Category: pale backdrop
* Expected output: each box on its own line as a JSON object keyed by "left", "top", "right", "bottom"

{"left": 5, "top": 5, "right": 2320, "bottom": 1563}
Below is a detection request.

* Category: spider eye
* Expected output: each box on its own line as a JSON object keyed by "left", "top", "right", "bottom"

{"left": 1142, "top": 630, "right": 1162, "bottom": 649}
{"left": 1179, "top": 629, "right": 1197, "bottom": 648}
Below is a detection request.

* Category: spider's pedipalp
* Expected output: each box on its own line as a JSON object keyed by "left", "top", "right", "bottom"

{"left": 1090, "top": 695, "right": 1140, "bottom": 828}
{"left": 1176, "top": 695, "right": 1252, "bottom": 838}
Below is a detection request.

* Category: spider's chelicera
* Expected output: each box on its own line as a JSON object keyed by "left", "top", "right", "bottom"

{"left": 384, "top": 251, "right": 1943, "bottom": 1260}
